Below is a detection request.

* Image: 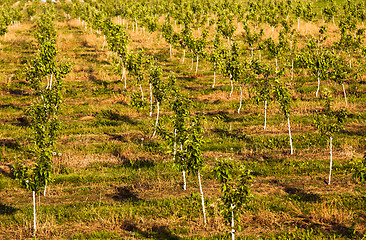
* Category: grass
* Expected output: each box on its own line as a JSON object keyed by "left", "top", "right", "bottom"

{"left": 0, "top": 1, "right": 366, "bottom": 239}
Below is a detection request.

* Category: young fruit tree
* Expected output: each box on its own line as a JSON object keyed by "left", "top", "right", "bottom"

{"left": 149, "top": 63, "right": 167, "bottom": 137}
{"left": 273, "top": 79, "right": 294, "bottom": 154}
{"left": 185, "top": 115, "right": 207, "bottom": 226}
{"left": 313, "top": 90, "right": 348, "bottom": 185}
{"left": 214, "top": 159, "right": 254, "bottom": 240}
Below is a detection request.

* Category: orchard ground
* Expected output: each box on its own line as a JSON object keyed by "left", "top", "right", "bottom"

{"left": 0, "top": 3, "right": 366, "bottom": 240}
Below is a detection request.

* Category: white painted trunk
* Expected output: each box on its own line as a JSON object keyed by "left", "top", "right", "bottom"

{"left": 316, "top": 71, "right": 320, "bottom": 97}
{"left": 275, "top": 56, "right": 278, "bottom": 74}
{"left": 33, "top": 191, "right": 36, "bottom": 236}
{"left": 259, "top": 50, "right": 261, "bottom": 62}
{"left": 198, "top": 170, "right": 207, "bottom": 226}
{"left": 173, "top": 129, "right": 177, "bottom": 159}
{"left": 183, "top": 169, "right": 186, "bottom": 190}
{"left": 264, "top": 99, "right": 267, "bottom": 130}
{"left": 287, "top": 116, "right": 294, "bottom": 154}
{"left": 149, "top": 83, "right": 153, "bottom": 117}
{"left": 191, "top": 50, "right": 194, "bottom": 71}
{"left": 291, "top": 59, "right": 294, "bottom": 84}
{"left": 123, "top": 66, "right": 127, "bottom": 89}
{"left": 237, "top": 85, "right": 242, "bottom": 113}
{"left": 180, "top": 143, "right": 186, "bottom": 190}
{"left": 342, "top": 83, "right": 347, "bottom": 107}
{"left": 195, "top": 54, "right": 199, "bottom": 74}
{"left": 169, "top": 44, "right": 172, "bottom": 58}
{"left": 349, "top": 53, "right": 352, "bottom": 69}
{"left": 328, "top": 136, "right": 333, "bottom": 185}
{"left": 212, "top": 69, "right": 216, "bottom": 88}
{"left": 182, "top": 49, "right": 185, "bottom": 64}
{"left": 297, "top": 18, "right": 300, "bottom": 30}
{"left": 229, "top": 75, "right": 233, "bottom": 98}
{"left": 152, "top": 101, "right": 160, "bottom": 137}
{"left": 43, "top": 184, "right": 47, "bottom": 197}
{"left": 251, "top": 48, "right": 254, "bottom": 60}
{"left": 231, "top": 204, "right": 235, "bottom": 240}
{"left": 140, "top": 83, "right": 144, "bottom": 101}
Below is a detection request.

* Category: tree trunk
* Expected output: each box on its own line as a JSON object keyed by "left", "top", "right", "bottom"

{"left": 342, "top": 83, "right": 347, "bottom": 107}
{"left": 328, "top": 136, "right": 333, "bottom": 185}
{"left": 173, "top": 129, "right": 177, "bottom": 160}
{"left": 231, "top": 204, "right": 235, "bottom": 240}
{"left": 102, "top": 35, "right": 106, "bottom": 51}
{"left": 152, "top": 101, "right": 160, "bottom": 137}
{"left": 191, "top": 50, "right": 194, "bottom": 71}
{"left": 212, "top": 62, "right": 216, "bottom": 88}
{"left": 237, "top": 85, "right": 242, "bottom": 113}
{"left": 33, "top": 191, "right": 37, "bottom": 237}
{"left": 287, "top": 116, "right": 294, "bottom": 154}
{"left": 316, "top": 70, "right": 320, "bottom": 97}
{"left": 180, "top": 143, "right": 186, "bottom": 190}
{"left": 182, "top": 49, "right": 185, "bottom": 64}
{"left": 43, "top": 184, "right": 47, "bottom": 197}
{"left": 123, "top": 65, "right": 127, "bottom": 89}
{"left": 195, "top": 54, "right": 199, "bottom": 74}
{"left": 259, "top": 50, "right": 261, "bottom": 62}
{"left": 198, "top": 170, "right": 207, "bottom": 226}
{"left": 264, "top": 99, "right": 267, "bottom": 130}
{"left": 149, "top": 83, "right": 153, "bottom": 117}
{"left": 251, "top": 48, "right": 254, "bottom": 60}
{"left": 291, "top": 59, "right": 294, "bottom": 85}
{"left": 169, "top": 44, "right": 172, "bottom": 59}
{"left": 229, "top": 75, "right": 233, "bottom": 98}
{"left": 349, "top": 53, "right": 351, "bottom": 69}
{"left": 140, "top": 83, "right": 144, "bottom": 101}
{"left": 297, "top": 18, "right": 300, "bottom": 30}
{"left": 275, "top": 56, "right": 278, "bottom": 74}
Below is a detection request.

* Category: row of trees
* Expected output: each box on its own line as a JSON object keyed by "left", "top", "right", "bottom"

{"left": 13, "top": 6, "right": 71, "bottom": 237}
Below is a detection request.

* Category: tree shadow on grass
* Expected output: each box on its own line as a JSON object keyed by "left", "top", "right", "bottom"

{"left": 282, "top": 185, "right": 321, "bottom": 202}
{"left": 121, "top": 220, "right": 180, "bottom": 240}
{"left": 107, "top": 186, "right": 140, "bottom": 202}
{"left": 0, "top": 203, "right": 17, "bottom": 215}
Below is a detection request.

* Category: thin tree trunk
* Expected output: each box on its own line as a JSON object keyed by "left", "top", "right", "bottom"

{"left": 182, "top": 49, "right": 185, "bottom": 64}
{"left": 287, "top": 116, "right": 294, "bottom": 154}
{"left": 275, "top": 56, "right": 278, "bottom": 73}
{"left": 251, "top": 48, "right": 254, "bottom": 60}
{"left": 149, "top": 83, "right": 153, "bottom": 117}
{"left": 291, "top": 59, "right": 294, "bottom": 85}
{"left": 169, "top": 44, "right": 172, "bottom": 58}
{"left": 43, "top": 184, "right": 47, "bottom": 196}
{"left": 229, "top": 75, "right": 233, "bottom": 98}
{"left": 173, "top": 129, "right": 177, "bottom": 160}
{"left": 191, "top": 50, "right": 194, "bottom": 71}
{"left": 237, "top": 85, "right": 242, "bottom": 113}
{"left": 342, "top": 83, "right": 347, "bottom": 107}
{"left": 33, "top": 191, "right": 37, "bottom": 237}
{"left": 198, "top": 170, "right": 207, "bottom": 226}
{"left": 298, "top": 18, "right": 300, "bottom": 30}
{"left": 180, "top": 143, "right": 186, "bottom": 190}
{"left": 231, "top": 204, "right": 235, "bottom": 240}
{"left": 212, "top": 68, "right": 216, "bottom": 88}
{"left": 195, "top": 54, "right": 199, "bottom": 74}
{"left": 328, "top": 136, "right": 333, "bottom": 185}
{"left": 152, "top": 101, "right": 160, "bottom": 137}
{"left": 140, "top": 83, "right": 144, "bottom": 101}
{"left": 123, "top": 65, "right": 126, "bottom": 89}
{"left": 259, "top": 50, "right": 261, "bottom": 62}
{"left": 264, "top": 99, "right": 267, "bottom": 130}
{"left": 316, "top": 71, "right": 320, "bottom": 97}
{"left": 349, "top": 53, "right": 351, "bottom": 68}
